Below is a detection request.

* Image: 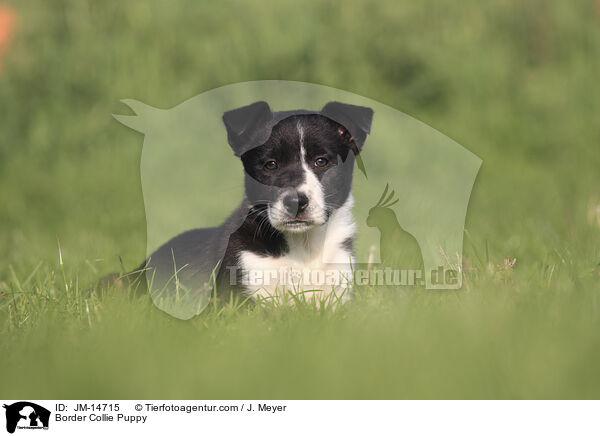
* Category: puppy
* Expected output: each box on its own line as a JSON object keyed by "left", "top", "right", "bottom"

{"left": 123, "top": 101, "right": 373, "bottom": 310}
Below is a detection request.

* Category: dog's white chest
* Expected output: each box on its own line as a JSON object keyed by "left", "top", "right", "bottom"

{"left": 238, "top": 204, "right": 355, "bottom": 305}
{"left": 238, "top": 245, "right": 353, "bottom": 305}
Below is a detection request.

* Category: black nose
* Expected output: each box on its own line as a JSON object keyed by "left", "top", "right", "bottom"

{"left": 282, "top": 193, "right": 309, "bottom": 216}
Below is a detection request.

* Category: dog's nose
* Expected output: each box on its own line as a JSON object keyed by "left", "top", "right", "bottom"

{"left": 282, "top": 193, "right": 309, "bottom": 215}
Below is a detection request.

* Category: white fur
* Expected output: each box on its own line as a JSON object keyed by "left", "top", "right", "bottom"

{"left": 239, "top": 195, "right": 356, "bottom": 306}
{"left": 296, "top": 123, "right": 327, "bottom": 225}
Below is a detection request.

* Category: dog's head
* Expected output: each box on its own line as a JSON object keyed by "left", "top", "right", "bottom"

{"left": 223, "top": 101, "right": 373, "bottom": 233}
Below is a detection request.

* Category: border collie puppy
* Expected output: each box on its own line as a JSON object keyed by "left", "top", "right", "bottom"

{"left": 134, "top": 101, "right": 373, "bottom": 309}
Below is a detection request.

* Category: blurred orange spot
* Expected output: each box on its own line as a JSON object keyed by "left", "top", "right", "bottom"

{"left": 0, "top": 4, "right": 17, "bottom": 70}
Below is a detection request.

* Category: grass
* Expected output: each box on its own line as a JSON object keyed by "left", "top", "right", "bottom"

{"left": 2, "top": 257, "right": 599, "bottom": 398}
{"left": 1, "top": 0, "right": 600, "bottom": 398}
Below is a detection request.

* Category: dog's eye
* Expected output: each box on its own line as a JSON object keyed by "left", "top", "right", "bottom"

{"left": 264, "top": 160, "right": 278, "bottom": 170}
{"left": 314, "top": 157, "right": 328, "bottom": 167}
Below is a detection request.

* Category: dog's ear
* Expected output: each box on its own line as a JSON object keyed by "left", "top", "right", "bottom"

{"left": 321, "top": 101, "right": 373, "bottom": 150}
{"left": 222, "top": 101, "right": 273, "bottom": 156}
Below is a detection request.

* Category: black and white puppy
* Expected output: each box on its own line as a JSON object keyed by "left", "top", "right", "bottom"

{"left": 139, "top": 101, "right": 373, "bottom": 305}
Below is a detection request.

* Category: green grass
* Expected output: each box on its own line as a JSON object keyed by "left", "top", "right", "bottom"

{"left": 2, "top": 261, "right": 599, "bottom": 398}
{"left": 1, "top": 0, "right": 600, "bottom": 398}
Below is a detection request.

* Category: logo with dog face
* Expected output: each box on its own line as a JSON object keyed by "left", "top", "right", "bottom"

{"left": 3, "top": 402, "right": 50, "bottom": 433}
{"left": 114, "top": 81, "right": 481, "bottom": 318}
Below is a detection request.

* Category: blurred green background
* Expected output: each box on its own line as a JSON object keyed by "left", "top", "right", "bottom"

{"left": 0, "top": 0, "right": 599, "bottom": 398}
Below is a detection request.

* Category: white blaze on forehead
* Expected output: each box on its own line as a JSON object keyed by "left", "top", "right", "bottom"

{"left": 297, "top": 120, "right": 304, "bottom": 150}
{"left": 297, "top": 120, "right": 326, "bottom": 219}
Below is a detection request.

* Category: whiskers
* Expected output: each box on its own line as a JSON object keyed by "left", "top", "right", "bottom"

{"left": 245, "top": 202, "right": 281, "bottom": 241}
